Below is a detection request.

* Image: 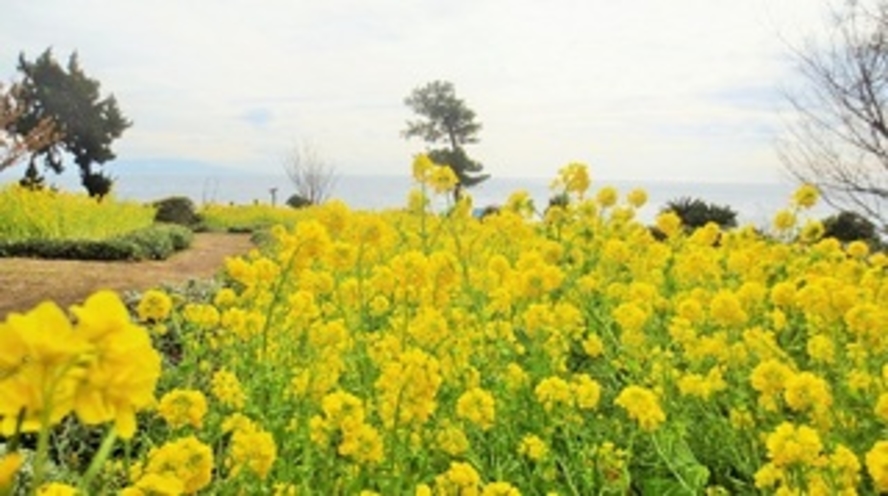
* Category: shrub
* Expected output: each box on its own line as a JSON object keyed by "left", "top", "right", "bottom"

{"left": 662, "top": 197, "right": 738, "bottom": 231}
{"left": 0, "top": 224, "right": 193, "bottom": 260}
{"left": 822, "top": 210, "right": 881, "bottom": 245}
{"left": 153, "top": 196, "right": 201, "bottom": 227}
{"left": 286, "top": 193, "right": 311, "bottom": 209}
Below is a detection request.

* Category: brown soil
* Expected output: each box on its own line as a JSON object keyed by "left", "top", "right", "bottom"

{"left": 0, "top": 232, "right": 254, "bottom": 318}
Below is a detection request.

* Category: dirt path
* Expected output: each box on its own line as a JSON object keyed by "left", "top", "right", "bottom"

{"left": 0, "top": 232, "right": 254, "bottom": 317}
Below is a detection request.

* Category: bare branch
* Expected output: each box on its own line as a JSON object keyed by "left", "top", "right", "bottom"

{"left": 281, "top": 140, "right": 337, "bottom": 205}
{"left": 780, "top": 1, "right": 888, "bottom": 232}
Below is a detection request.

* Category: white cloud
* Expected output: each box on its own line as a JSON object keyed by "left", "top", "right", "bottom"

{"left": 0, "top": 0, "right": 832, "bottom": 182}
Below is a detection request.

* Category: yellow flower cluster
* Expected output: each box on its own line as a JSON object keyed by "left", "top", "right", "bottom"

{"left": 125, "top": 435, "right": 213, "bottom": 494}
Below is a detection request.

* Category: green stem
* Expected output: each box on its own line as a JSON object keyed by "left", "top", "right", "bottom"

{"left": 30, "top": 406, "right": 52, "bottom": 495}
{"left": 77, "top": 427, "right": 118, "bottom": 493}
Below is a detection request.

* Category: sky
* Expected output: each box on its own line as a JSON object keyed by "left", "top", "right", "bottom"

{"left": 1, "top": 0, "right": 834, "bottom": 183}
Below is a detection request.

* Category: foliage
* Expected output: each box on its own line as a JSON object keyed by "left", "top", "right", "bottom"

{"left": 4, "top": 163, "right": 888, "bottom": 494}
{"left": 0, "top": 184, "right": 154, "bottom": 242}
{"left": 10, "top": 48, "right": 131, "bottom": 198}
{"left": 153, "top": 196, "right": 201, "bottom": 228}
{"left": 822, "top": 210, "right": 883, "bottom": 246}
{"left": 282, "top": 141, "right": 336, "bottom": 205}
{"left": 0, "top": 223, "right": 192, "bottom": 260}
{"left": 662, "top": 196, "right": 738, "bottom": 231}
{"left": 403, "top": 80, "right": 489, "bottom": 196}
{"left": 780, "top": 1, "right": 888, "bottom": 230}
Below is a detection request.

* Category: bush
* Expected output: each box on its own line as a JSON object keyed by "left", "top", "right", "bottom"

{"left": 822, "top": 210, "right": 880, "bottom": 245}
{"left": 822, "top": 211, "right": 878, "bottom": 243}
{"left": 153, "top": 196, "right": 201, "bottom": 227}
{"left": 286, "top": 193, "right": 312, "bottom": 209}
{"left": 0, "top": 224, "right": 193, "bottom": 261}
{"left": 662, "top": 197, "right": 738, "bottom": 231}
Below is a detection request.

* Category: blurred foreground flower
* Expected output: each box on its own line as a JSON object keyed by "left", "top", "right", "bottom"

{"left": 0, "top": 291, "right": 161, "bottom": 439}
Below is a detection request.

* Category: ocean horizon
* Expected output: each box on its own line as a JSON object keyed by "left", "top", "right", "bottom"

{"left": 1, "top": 170, "right": 836, "bottom": 229}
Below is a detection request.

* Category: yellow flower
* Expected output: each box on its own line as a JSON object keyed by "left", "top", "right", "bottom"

{"left": 553, "top": 162, "right": 590, "bottom": 196}
{"left": 847, "top": 240, "right": 870, "bottom": 258}
{"left": 596, "top": 186, "right": 619, "bottom": 208}
{"left": 139, "top": 435, "right": 214, "bottom": 493}
{"left": 765, "top": 422, "right": 823, "bottom": 468}
{"left": 456, "top": 387, "right": 496, "bottom": 430}
{"left": 773, "top": 209, "right": 796, "bottom": 231}
{"left": 482, "top": 481, "right": 521, "bottom": 496}
{"left": 783, "top": 371, "right": 832, "bottom": 413}
{"left": 792, "top": 184, "right": 819, "bottom": 208}
{"left": 572, "top": 374, "right": 602, "bottom": 410}
{"left": 0, "top": 302, "right": 87, "bottom": 434}
{"left": 157, "top": 389, "right": 208, "bottom": 429}
{"left": 338, "top": 422, "right": 384, "bottom": 464}
{"left": 36, "top": 483, "right": 77, "bottom": 495}
{"left": 137, "top": 289, "right": 173, "bottom": 322}
{"left": 614, "top": 386, "right": 666, "bottom": 431}
{"left": 229, "top": 425, "right": 277, "bottom": 480}
{"left": 865, "top": 440, "right": 888, "bottom": 492}
{"left": 750, "top": 359, "right": 792, "bottom": 398}
{"left": 435, "top": 462, "right": 481, "bottom": 495}
{"left": 412, "top": 153, "right": 435, "bottom": 182}
{"left": 830, "top": 444, "right": 861, "bottom": 490}
{"left": 806, "top": 335, "right": 835, "bottom": 364}
{"left": 0, "top": 452, "right": 22, "bottom": 491}
{"left": 582, "top": 334, "right": 604, "bottom": 358}
{"left": 875, "top": 393, "right": 888, "bottom": 423}
{"left": 436, "top": 423, "right": 470, "bottom": 456}
{"left": 708, "top": 290, "right": 748, "bottom": 327}
{"left": 627, "top": 188, "right": 648, "bottom": 208}
{"left": 798, "top": 219, "right": 824, "bottom": 243}
{"left": 210, "top": 369, "right": 246, "bottom": 410}
{"left": 518, "top": 434, "right": 549, "bottom": 461}
{"left": 656, "top": 211, "right": 683, "bottom": 238}
{"left": 534, "top": 376, "right": 573, "bottom": 412}
{"left": 127, "top": 472, "right": 185, "bottom": 495}
{"left": 428, "top": 165, "right": 459, "bottom": 194}
{"left": 69, "top": 291, "right": 162, "bottom": 439}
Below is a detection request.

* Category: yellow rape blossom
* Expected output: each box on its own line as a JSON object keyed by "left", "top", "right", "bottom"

{"left": 792, "top": 184, "right": 819, "bottom": 209}
{"left": 482, "top": 482, "right": 521, "bottom": 496}
{"left": 614, "top": 386, "right": 666, "bottom": 432}
{"left": 229, "top": 424, "right": 278, "bottom": 480}
{"left": 534, "top": 376, "right": 573, "bottom": 412}
{"left": 435, "top": 462, "right": 481, "bottom": 495}
{"left": 210, "top": 369, "right": 246, "bottom": 410}
{"left": 157, "top": 389, "right": 208, "bottom": 429}
{"left": 518, "top": 434, "right": 549, "bottom": 461}
{"left": 137, "top": 289, "right": 173, "bottom": 322}
{"left": 764, "top": 422, "right": 823, "bottom": 468}
{"left": 456, "top": 387, "right": 496, "bottom": 431}
{"left": 866, "top": 441, "right": 888, "bottom": 493}
{"left": 36, "top": 483, "right": 77, "bottom": 495}
{"left": 69, "top": 291, "right": 162, "bottom": 439}
{"left": 136, "top": 435, "right": 214, "bottom": 494}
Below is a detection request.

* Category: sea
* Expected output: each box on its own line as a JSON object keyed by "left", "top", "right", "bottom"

{"left": 2, "top": 171, "right": 837, "bottom": 230}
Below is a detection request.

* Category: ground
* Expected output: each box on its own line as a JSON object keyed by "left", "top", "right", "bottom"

{"left": 0, "top": 232, "right": 254, "bottom": 317}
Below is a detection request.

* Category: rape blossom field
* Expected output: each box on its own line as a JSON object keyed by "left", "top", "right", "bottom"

{"left": 2, "top": 157, "right": 888, "bottom": 494}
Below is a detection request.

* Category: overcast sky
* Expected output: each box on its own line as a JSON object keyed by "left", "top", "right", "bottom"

{"left": 1, "top": 0, "right": 831, "bottom": 183}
